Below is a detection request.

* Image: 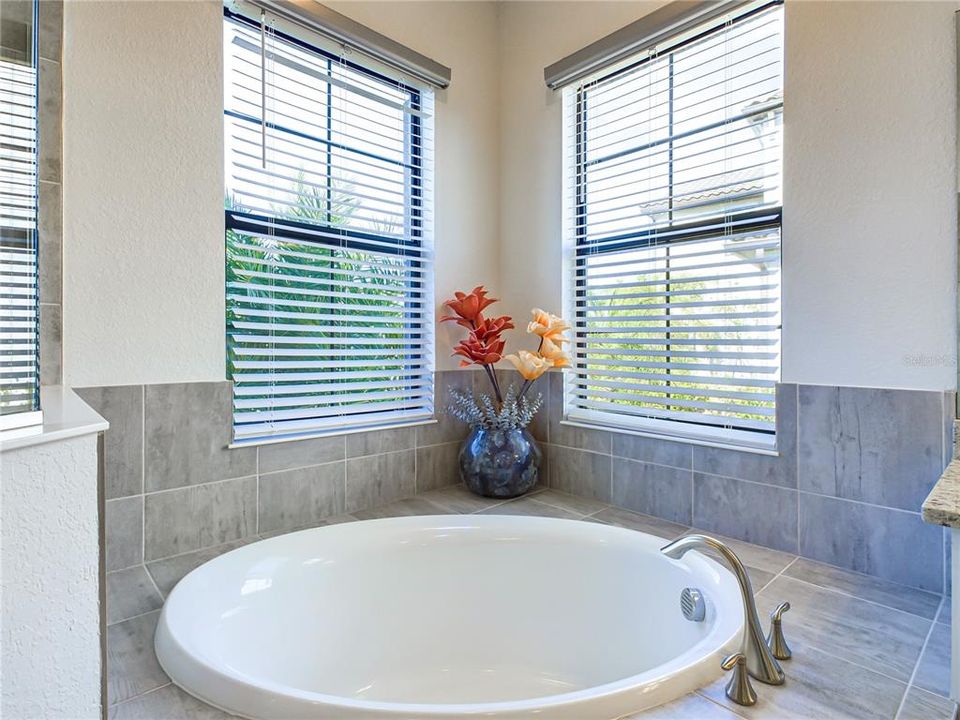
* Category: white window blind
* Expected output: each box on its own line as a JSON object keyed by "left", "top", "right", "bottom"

{"left": 563, "top": 0, "right": 783, "bottom": 442}
{"left": 224, "top": 7, "right": 434, "bottom": 443}
{"left": 0, "top": 4, "right": 41, "bottom": 427}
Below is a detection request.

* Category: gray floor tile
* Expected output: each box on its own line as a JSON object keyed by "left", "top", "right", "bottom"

{"left": 415, "top": 484, "right": 502, "bottom": 514}
{"left": 107, "top": 566, "right": 163, "bottom": 625}
{"left": 785, "top": 557, "right": 942, "bottom": 620}
{"left": 755, "top": 575, "right": 930, "bottom": 683}
{"left": 897, "top": 686, "right": 956, "bottom": 720}
{"left": 624, "top": 692, "right": 745, "bottom": 718}
{"left": 109, "top": 684, "right": 242, "bottom": 719}
{"left": 701, "top": 639, "right": 905, "bottom": 719}
{"left": 479, "top": 496, "right": 581, "bottom": 519}
{"left": 914, "top": 622, "right": 951, "bottom": 698}
{"left": 107, "top": 611, "right": 169, "bottom": 705}
{"left": 352, "top": 496, "right": 454, "bottom": 520}
{"left": 532, "top": 488, "right": 607, "bottom": 516}
{"left": 589, "top": 506, "right": 689, "bottom": 540}
{"left": 146, "top": 539, "right": 255, "bottom": 597}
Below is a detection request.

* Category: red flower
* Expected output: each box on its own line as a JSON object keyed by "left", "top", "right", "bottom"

{"left": 473, "top": 315, "right": 515, "bottom": 341}
{"left": 452, "top": 335, "right": 506, "bottom": 367}
{"left": 440, "top": 286, "right": 499, "bottom": 327}
{"left": 442, "top": 287, "right": 513, "bottom": 367}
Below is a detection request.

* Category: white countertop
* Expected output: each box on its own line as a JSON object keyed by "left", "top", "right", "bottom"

{"left": 0, "top": 387, "right": 109, "bottom": 452}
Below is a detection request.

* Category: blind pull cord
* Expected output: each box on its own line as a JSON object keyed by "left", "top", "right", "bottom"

{"left": 260, "top": 10, "right": 267, "bottom": 169}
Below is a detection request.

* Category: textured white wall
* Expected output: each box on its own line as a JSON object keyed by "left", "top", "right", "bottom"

{"left": 62, "top": 0, "right": 500, "bottom": 384}
{"left": 62, "top": 1, "right": 225, "bottom": 388}
{"left": 1, "top": 435, "right": 101, "bottom": 719}
{"left": 497, "top": 0, "right": 959, "bottom": 391}
{"left": 62, "top": 1, "right": 959, "bottom": 389}
{"left": 780, "top": 1, "right": 957, "bottom": 390}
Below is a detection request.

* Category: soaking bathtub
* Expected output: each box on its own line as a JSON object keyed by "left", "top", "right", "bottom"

{"left": 155, "top": 515, "right": 743, "bottom": 719}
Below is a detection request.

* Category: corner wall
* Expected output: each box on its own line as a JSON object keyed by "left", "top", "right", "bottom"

{"left": 496, "top": 0, "right": 959, "bottom": 392}
{"left": 61, "top": 0, "right": 502, "bottom": 387}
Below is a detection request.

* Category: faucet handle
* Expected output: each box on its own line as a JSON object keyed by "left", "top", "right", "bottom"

{"left": 766, "top": 601, "right": 792, "bottom": 660}
{"left": 721, "top": 652, "right": 758, "bottom": 706}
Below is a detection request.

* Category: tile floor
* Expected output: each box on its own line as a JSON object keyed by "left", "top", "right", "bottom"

{"left": 106, "top": 486, "right": 957, "bottom": 720}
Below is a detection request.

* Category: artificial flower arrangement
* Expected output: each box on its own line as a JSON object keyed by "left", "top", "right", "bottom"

{"left": 441, "top": 286, "right": 571, "bottom": 431}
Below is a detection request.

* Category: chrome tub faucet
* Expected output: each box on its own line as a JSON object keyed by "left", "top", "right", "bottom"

{"left": 661, "top": 534, "right": 789, "bottom": 705}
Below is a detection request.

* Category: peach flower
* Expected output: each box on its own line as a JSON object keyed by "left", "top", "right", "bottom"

{"left": 504, "top": 350, "right": 552, "bottom": 381}
{"left": 526, "top": 308, "right": 571, "bottom": 343}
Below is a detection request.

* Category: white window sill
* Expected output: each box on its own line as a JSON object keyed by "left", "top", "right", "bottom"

{"left": 229, "top": 417, "right": 438, "bottom": 449}
{"left": 1, "top": 387, "right": 109, "bottom": 453}
{"left": 559, "top": 418, "right": 780, "bottom": 457}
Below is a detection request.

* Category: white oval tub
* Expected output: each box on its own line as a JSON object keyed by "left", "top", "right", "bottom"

{"left": 155, "top": 515, "right": 742, "bottom": 719}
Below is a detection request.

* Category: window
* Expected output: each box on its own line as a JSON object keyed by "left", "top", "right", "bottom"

{"left": 0, "top": 0, "right": 41, "bottom": 431}
{"left": 563, "top": 0, "right": 783, "bottom": 446}
{"left": 224, "top": 7, "right": 434, "bottom": 443}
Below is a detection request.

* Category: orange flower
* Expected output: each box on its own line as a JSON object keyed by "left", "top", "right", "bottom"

{"left": 453, "top": 335, "right": 505, "bottom": 367}
{"left": 440, "top": 286, "right": 499, "bottom": 328}
{"left": 539, "top": 336, "right": 571, "bottom": 368}
{"left": 505, "top": 350, "right": 552, "bottom": 381}
{"left": 472, "top": 315, "right": 515, "bottom": 342}
{"left": 527, "top": 308, "right": 571, "bottom": 343}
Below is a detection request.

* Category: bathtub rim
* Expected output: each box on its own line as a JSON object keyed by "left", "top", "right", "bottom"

{"left": 154, "top": 514, "right": 744, "bottom": 718}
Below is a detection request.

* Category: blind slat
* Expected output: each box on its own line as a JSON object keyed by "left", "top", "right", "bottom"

{"left": 225, "top": 11, "right": 434, "bottom": 442}
{"left": 563, "top": 2, "right": 783, "bottom": 438}
{"left": 1, "top": 46, "right": 40, "bottom": 420}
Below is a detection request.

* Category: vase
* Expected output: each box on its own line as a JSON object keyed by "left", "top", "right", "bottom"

{"left": 459, "top": 427, "right": 542, "bottom": 499}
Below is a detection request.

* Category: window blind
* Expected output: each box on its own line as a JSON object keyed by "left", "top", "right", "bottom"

{"left": 224, "top": 8, "right": 434, "bottom": 442}
{"left": 0, "top": 12, "right": 40, "bottom": 426}
{"left": 563, "top": 0, "right": 783, "bottom": 441}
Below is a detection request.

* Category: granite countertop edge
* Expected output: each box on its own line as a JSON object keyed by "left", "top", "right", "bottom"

{"left": 922, "top": 457, "right": 960, "bottom": 528}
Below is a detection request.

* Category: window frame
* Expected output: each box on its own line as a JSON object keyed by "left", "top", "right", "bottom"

{"left": 563, "top": 0, "right": 783, "bottom": 450}
{"left": 223, "top": 7, "right": 434, "bottom": 445}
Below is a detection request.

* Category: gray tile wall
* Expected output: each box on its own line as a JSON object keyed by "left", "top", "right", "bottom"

{"left": 79, "top": 371, "right": 475, "bottom": 576}
{"left": 535, "top": 377, "right": 953, "bottom": 593}
{"left": 38, "top": 0, "right": 62, "bottom": 385}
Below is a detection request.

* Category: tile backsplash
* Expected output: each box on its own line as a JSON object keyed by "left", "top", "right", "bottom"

{"left": 81, "top": 372, "right": 954, "bottom": 597}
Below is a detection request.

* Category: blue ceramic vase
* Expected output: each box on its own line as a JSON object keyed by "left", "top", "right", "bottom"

{"left": 459, "top": 427, "right": 542, "bottom": 499}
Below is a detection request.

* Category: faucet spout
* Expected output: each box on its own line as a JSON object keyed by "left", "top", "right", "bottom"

{"left": 661, "top": 534, "right": 784, "bottom": 686}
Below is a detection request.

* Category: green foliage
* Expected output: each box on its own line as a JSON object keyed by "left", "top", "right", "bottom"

{"left": 226, "top": 174, "right": 420, "bottom": 416}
